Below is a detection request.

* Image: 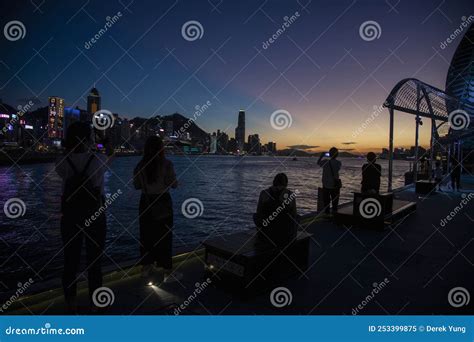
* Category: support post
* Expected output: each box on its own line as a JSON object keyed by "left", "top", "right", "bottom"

{"left": 388, "top": 107, "right": 394, "bottom": 192}
{"left": 420, "top": 87, "right": 436, "bottom": 181}
{"left": 430, "top": 117, "right": 436, "bottom": 179}
{"left": 413, "top": 85, "right": 421, "bottom": 184}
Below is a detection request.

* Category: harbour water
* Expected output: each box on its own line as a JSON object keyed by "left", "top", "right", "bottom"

{"left": 0, "top": 155, "right": 409, "bottom": 288}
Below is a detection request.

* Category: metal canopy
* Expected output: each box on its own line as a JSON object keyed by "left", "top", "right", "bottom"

{"left": 384, "top": 78, "right": 474, "bottom": 121}
{"left": 383, "top": 78, "right": 474, "bottom": 191}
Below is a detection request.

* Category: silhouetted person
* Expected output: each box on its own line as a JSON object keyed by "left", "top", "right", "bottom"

{"left": 317, "top": 147, "right": 341, "bottom": 214}
{"left": 434, "top": 160, "right": 443, "bottom": 191}
{"left": 134, "top": 136, "right": 179, "bottom": 284}
{"left": 55, "top": 122, "right": 114, "bottom": 313}
{"left": 361, "top": 152, "right": 381, "bottom": 194}
{"left": 450, "top": 156, "right": 462, "bottom": 191}
{"left": 420, "top": 156, "right": 430, "bottom": 179}
{"left": 254, "top": 173, "right": 297, "bottom": 248}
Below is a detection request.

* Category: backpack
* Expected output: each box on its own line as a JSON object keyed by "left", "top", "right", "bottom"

{"left": 61, "top": 155, "right": 102, "bottom": 215}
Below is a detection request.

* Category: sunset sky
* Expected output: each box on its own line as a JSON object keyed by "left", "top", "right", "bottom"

{"left": 1, "top": 0, "right": 473, "bottom": 152}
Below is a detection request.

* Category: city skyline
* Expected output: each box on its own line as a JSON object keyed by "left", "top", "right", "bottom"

{"left": 1, "top": 0, "right": 473, "bottom": 152}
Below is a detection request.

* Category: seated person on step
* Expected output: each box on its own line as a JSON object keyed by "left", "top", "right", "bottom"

{"left": 254, "top": 173, "right": 298, "bottom": 248}
{"left": 361, "top": 152, "right": 382, "bottom": 194}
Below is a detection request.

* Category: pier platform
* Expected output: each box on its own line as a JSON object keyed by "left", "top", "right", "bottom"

{"left": 5, "top": 182, "right": 474, "bottom": 315}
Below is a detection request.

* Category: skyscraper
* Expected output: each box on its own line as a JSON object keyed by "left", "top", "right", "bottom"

{"left": 48, "top": 96, "right": 64, "bottom": 139}
{"left": 446, "top": 23, "right": 474, "bottom": 105}
{"left": 247, "top": 134, "right": 261, "bottom": 155}
{"left": 210, "top": 132, "right": 217, "bottom": 154}
{"left": 87, "top": 87, "right": 101, "bottom": 115}
{"left": 235, "top": 110, "right": 245, "bottom": 152}
{"left": 445, "top": 22, "right": 474, "bottom": 165}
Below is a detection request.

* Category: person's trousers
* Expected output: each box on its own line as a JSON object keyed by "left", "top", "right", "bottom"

{"left": 451, "top": 173, "right": 461, "bottom": 189}
{"left": 60, "top": 213, "right": 106, "bottom": 301}
{"left": 322, "top": 187, "right": 340, "bottom": 214}
{"left": 139, "top": 193, "right": 173, "bottom": 270}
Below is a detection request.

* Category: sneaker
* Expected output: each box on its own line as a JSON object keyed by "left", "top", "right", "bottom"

{"left": 164, "top": 271, "right": 184, "bottom": 283}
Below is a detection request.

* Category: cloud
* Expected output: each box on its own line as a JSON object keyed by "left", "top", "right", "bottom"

{"left": 287, "top": 145, "right": 319, "bottom": 150}
{"left": 341, "top": 141, "right": 356, "bottom": 145}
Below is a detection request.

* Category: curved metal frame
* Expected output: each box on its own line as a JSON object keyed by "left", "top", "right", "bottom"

{"left": 383, "top": 78, "right": 474, "bottom": 191}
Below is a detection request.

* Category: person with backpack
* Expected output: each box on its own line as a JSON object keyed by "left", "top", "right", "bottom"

{"left": 317, "top": 147, "right": 342, "bottom": 215}
{"left": 254, "top": 173, "right": 297, "bottom": 248}
{"left": 55, "top": 122, "right": 114, "bottom": 313}
{"left": 133, "top": 136, "right": 179, "bottom": 285}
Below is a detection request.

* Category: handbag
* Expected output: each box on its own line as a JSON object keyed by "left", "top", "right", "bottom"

{"left": 328, "top": 160, "right": 342, "bottom": 189}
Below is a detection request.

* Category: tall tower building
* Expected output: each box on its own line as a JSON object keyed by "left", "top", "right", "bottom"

{"left": 87, "top": 87, "right": 101, "bottom": 115}
{"left": 235, "top": 110, "right": 245, "bottom": 152}
{"left": 48, "top": 96, "right": 65, "bottom": 139}
{"left": 446, "top": 23, "right": 474, "bottom": 105}
{"left": 445, "top": 22, "right": 474, "bottom": 164}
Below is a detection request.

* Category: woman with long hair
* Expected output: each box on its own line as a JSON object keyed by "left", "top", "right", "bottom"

{"left": 133, "top": 136, "right": 179, "bottom": 284}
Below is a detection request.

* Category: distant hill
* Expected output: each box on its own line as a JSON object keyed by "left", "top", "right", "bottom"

{"left": 277, "top": 149, "right": 358, "bottom": 157}
{"left": 0, "top": 101, "right": 17, "bottom": 114}
{"left": 161, "top": 112, "right": 209, "bottom": 140}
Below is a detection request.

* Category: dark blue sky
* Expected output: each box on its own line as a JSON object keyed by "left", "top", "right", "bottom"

{"left": 1, "top": 0, "right": 473, "bottom": 150}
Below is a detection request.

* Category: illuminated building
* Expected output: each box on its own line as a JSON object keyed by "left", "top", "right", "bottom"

{"left": 48, "top": 96, "right": 64, "bottom": 139}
